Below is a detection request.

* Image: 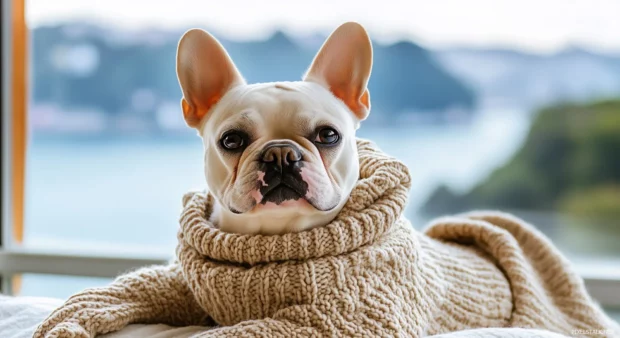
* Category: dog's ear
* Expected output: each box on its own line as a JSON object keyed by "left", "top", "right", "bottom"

{"left": 176, "top": 29, "right": 245, "bottom": 128}
{"left": 304, "top": 22, "right": 372, "bottom": 121}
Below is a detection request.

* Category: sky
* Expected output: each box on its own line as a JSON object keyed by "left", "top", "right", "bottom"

{"left": 27, "top": 0, "right": 620, "bottom": 54}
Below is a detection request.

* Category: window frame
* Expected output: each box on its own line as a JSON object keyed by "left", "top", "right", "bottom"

{"left": 1, "top": 0, "right": 16, "bottom": 293}
{"left": 0, "top": 0, "right": 618, "bottom": 310}
{"left": 0, "top": 0, "right": 166, "bottom": 295}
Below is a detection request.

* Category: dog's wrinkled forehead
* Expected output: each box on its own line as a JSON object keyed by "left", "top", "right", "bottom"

{"left": 202, "top": 81, "right": 356, "bottom": 138}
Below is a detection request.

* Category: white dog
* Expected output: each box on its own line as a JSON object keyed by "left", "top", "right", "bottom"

{"left": 177, "top": 22, "right": 372, "bottom": 234}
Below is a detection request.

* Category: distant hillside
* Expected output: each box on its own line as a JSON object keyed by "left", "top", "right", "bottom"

{"left": 31, "top": 23, "right": 475, "bottom": 130}
{"left": 422, "top": 99, "right": 620, "bottom": 255}
{"left": 435, "top": 47, "right": 620, "bottom": 109}
{"left": 421, "top": 100, "right": 620, "bottom": 256}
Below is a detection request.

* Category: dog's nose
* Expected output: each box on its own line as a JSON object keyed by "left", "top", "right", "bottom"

{"left": 260, "top": 143, "right": 302, "bottom": 168}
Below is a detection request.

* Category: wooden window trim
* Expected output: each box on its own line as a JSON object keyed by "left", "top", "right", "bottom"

{"left": 10, "top": 0, "right": 27, "bottom": 245}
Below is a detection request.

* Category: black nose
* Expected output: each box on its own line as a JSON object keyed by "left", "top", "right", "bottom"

{"left": 260, "top": 142, "right": 302, "bottom": 169}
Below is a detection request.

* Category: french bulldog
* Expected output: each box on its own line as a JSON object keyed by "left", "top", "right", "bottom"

{"left": 177, "top": 22, "right": 373, "bottom": 235}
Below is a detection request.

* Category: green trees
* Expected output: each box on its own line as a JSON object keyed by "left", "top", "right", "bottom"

{"left": 423, "top": 99, "right": 620, "bottom": 227}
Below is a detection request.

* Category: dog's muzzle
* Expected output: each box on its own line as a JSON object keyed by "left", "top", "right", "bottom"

{"left": 258, "top": 142, "right": 308, "bottom": 204}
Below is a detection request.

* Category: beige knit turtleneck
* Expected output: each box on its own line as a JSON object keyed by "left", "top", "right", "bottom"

{"left": 35, "top": 140, "right": 619, "bottom": 338}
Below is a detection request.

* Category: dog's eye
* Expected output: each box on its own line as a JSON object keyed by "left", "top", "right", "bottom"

{"left": 220, "top": 131, "right": 246, "bottom": 151}
{"left": 314, "top": 127, "right": 340, "bottom": 145}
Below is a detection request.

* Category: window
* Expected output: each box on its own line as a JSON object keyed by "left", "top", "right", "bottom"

{"left": 0, "top": 0, "right": 167, "bottom": 295}
{"left": 2, "top": 0, "right": 619, "bottom": 318}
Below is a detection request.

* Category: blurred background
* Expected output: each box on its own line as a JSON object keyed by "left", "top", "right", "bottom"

{"left": 20, "top": 0, "right": 620, "bottom": 297}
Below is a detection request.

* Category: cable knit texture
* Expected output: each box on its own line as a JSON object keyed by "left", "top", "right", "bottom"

{"left": 34, "top": 139, "right": 619, "bottom": 338}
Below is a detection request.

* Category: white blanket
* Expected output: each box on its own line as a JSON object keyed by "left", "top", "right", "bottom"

{"left": 0, "top": 295, "right": 206, "bottom": 338}
{"left": 0, "top": 295, "right": 572, "bottom": 338}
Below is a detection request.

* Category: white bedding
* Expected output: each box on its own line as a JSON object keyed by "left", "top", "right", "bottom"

{"left": 0, "top": 295, "right": 572, "bottom": 338}
{"left": 0, "top": 295, "right": 206, "bottom": 338}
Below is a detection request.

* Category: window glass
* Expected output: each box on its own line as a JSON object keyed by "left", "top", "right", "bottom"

{"left": 24, "top": 1, "right": 620, "bottom": 297}
{"left": 17, "top": 274, "right": 113, "bottom": 299}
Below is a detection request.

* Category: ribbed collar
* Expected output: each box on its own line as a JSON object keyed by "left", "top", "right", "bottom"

{"left": 177, "top": 139, "right": 411, "bottom": 265}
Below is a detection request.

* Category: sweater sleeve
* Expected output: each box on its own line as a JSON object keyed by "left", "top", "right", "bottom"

{"left": 33, "top": 264, "right": 211, "bottom": 338}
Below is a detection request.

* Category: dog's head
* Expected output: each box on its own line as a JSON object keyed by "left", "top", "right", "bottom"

{"left": 176, "top": 22, "right": 372, "bottom": 234}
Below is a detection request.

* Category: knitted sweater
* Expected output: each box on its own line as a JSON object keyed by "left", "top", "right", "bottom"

{"left": 35, "top": 140, "right": 619, "bottom": 338}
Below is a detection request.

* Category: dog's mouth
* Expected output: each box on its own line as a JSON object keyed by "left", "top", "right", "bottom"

{"left": 229, "top": 164, "right": 341, "bottom": 214}
{"left": 258, "top": 172, "right": 307, "bottom": 204}
{"left": 260, "top": 185, "right": 302, "bottom": 205}
{"left": 229, "top": 172, "right": 312, "bottom": 214}
{"left": 253, "top": 168, "right": 314, "bottom": 209}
